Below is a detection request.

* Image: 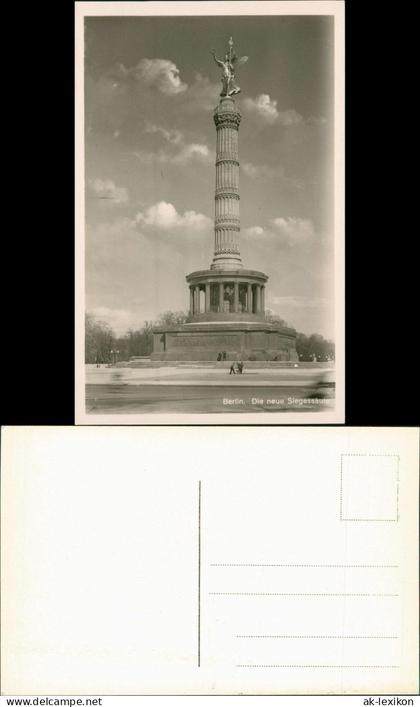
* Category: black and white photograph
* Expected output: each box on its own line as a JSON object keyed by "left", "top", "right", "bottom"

{"left": 75, "top": 0, "right": 344, "bottom": 423}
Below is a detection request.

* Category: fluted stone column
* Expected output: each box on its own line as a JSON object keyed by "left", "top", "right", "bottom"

{"left": 233, "top": 282, "right": 239, "bottom": 312}
{"left": 194, "top": 285, "right": 200, "bottom": 314}
{"left": 219, "top": 282, "right": 224, "bottom": 312}
{"left": 211, "top": 97, "right": 242, "bottom": 271}
{"left": 255, "top": 284, "right": 261, "bottom": 313}
{"left": 205, "top": 283, "right": 211, "bottom": 312}
{"left": 247, "top": 283, "right": 252, "bottom": 313}
{"left": 261, "top": 286, "right": 265, "bottom": 315}
{"left": 189, "top": 287, "right": 194, "bottom": 316}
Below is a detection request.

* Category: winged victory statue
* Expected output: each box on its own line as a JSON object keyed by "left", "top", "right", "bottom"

{"left": 211, "top": 37, "right": 248, "bottom": 97}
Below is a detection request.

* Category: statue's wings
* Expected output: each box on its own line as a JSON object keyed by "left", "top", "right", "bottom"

{"left": 234, "top": 55, "right": 248, "bottom": 66}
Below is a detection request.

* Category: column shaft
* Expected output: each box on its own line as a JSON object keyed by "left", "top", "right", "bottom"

{"left": 233, "top": 282, "right": 239, "bottom": 313}
{"left": 194, "top": 285, "right": 200, "bottom": 314}
{"left": 205, "top": 283, "right": 210, "bottom": 312}
{"left": 255, "top": 285, "right": 261, "bottom": 313}
{"left": 247, "top": 283, "right": 252, "bottom": 313}
{"left": 189, "top": 287, "right": 194, "bottom": 316}
{"left": 219, "top": 282, "right": 224, "bottom": 312}
{"left": 212, "top": 100, "right": 242, "bottom": 269}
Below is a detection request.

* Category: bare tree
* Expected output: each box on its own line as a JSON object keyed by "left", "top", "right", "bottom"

{"left": 85, "top": 313, "right": 115, "bottom": 363}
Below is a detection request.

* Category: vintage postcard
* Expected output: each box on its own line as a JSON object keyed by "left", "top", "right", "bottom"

{"left": 75, "top": 1, "right": 345, "bottom": 424}
{"left": 1, "top": 426, "right": 418, "bottom": 694}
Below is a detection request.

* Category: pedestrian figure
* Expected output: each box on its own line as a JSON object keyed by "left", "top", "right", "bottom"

{"left": 217, "top": 352, "right": 222, "bottom": 361}
{"left": 223, "top": 351, "right": 227, "bottom": 361}
{"left": 229, "top": 362, "right": 237, "bottom": 375}
{"left": 237, "top": 360, "right": 244, "bottom": 374}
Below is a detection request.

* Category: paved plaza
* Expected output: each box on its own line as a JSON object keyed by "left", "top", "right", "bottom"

{"left": 85, "top": 364, "right": 335, "bottom": 414}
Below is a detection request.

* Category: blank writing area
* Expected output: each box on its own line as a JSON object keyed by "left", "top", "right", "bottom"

{"left": 200, "top": 432, "right": 417, "bottom": 694}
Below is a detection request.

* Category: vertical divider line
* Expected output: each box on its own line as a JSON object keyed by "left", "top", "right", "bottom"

{"left": 198, "top": 480, "right": 201, "bottom": 667}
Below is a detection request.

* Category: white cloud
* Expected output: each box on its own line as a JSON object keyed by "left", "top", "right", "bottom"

{"left": 243, "top": 93, "right": 279, "bottom": 124}
{"left": 173, "top": 143, "right": 210, "bottom": 164}
{"left": 243, "top": 225, "right": 264, "bottom": 238}
{"left": 135, "top": 58, "right": 187, "bottom": 95}
{"left": 277, "top": 109, "right": 305, "bottom": 126}
{"left": 105, "top": 65, "right": 217, "bottom": 108}
{"left": 243, "top": 217, "right": 314, "bottom": 247}
{"left": 243, "top": 93, "right": 304, "bottom": 126}
{"left": 144, "top": 122, "right": 183, "bottom": 144}
{"left": 89, "top": 179, "right": 129, "bottom": 205}
{"left": 133, "top": 142, "right": 210, "bottom": 166}
{"left": 135, "top": 201, "right": 212, "bottom": 232}
{"left": 271, "top": 217, "right": 314, "bottom": 245}
{"left": 141, "top": 121, "right": 211, "bottom": 164}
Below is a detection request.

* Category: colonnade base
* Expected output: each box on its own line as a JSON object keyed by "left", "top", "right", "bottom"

{"left": 186, "top": 268, "right": 268, "bottom": 319}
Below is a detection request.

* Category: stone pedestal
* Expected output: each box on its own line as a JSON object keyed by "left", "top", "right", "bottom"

{"left": 152, "top": 321, "right": 298, "bottom": 362}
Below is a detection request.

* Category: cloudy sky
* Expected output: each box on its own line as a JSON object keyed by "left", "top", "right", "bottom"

{"left": 85, "top": 14, "right": 334, "bottom": 337}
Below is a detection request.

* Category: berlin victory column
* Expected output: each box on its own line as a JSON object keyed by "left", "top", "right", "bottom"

{"left": 152, "top": 38, "right": 298, "bottom": 362}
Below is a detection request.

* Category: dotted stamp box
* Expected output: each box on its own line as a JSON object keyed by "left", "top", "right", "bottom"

{"left": 340, "top": 454, "right": 399, "bottom": 521}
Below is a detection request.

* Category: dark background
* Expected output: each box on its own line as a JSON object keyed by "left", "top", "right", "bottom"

{"left": 1, "top": 0, "right": 417, "bottom": 426}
